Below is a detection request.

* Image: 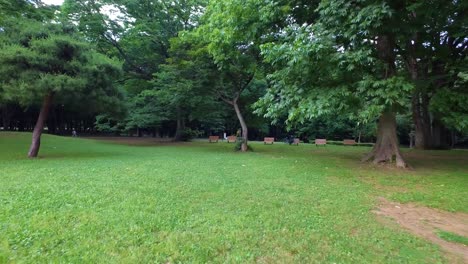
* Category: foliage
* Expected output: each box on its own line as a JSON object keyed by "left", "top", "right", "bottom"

{"left": 430, "top": 70, "right": 468, "bottom": 133}
{"left": 61, "top": 0, "right": 218, "bottom": 135}
{"left": 0, "top": 20, "right": 123, "bottom": 111}
{"left": 255, "top": 1, "right": 414, "bottom": 126}
{"left": 94, "top": 114, "right": 125, "bottom": 134}
{"left": 123, "top": 90, "right": 169, "bottom": 131}
{"left": 179, "top": 128, "right": 204, "bottom": 141}
{"left": 294, "top": 115, "right": 377, "bottom": 142}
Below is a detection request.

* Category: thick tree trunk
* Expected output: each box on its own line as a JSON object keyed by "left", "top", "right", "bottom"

{"left": 406, "top": 35, "right": 434, "bottom": 150}
{"left": 412, "top": 91, "right": 432, "bottom": 149}
{"left": 233, "top": 101, "right": 248, "bottom": 152}
{"left": 362, "top": 112, "right": 406, "bottom": 168}
{"left": 431, "top": 119, "right": 450, "bottom": 149}
{"left": 28, "top": 93, "right": 53, "bottom": 158}
{"left": 366, "top": 35, "right": 407, "bottom": 167}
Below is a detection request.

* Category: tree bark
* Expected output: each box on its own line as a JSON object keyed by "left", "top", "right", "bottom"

{"left": 46, "top": 106, "right": 57, "bottom": 134}
{"left": 1, "top": 105, "right": 12, "bottom": 130}
{"left": 431, "top": 118, "right": 450, "bottom": 149}
{"left": 28, "top": 93, "right": 54, "bottom": 158}
{"left": 412, "top": 91, "right": 432, "bottom": 149}
{"left": 363, "top": 35, "right": 406, "bottom": 167}
{"left": 362, "top": 112, "right": 406, "bottom": 168}
{"left": 233, "top": 100, "right": 248, "bottom": 151}
{"left": 174, "top": 107, "right": 185, "bottom": 141}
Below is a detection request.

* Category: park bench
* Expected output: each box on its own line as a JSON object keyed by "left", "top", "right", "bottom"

{"left": 227, "top": 136, "right": 237, "bottom": 143}
{"left": 292, "top": 138, "right": 300, "bottom": 145}
{"left": 343, "top": 139, "right": 356, "bottom": 145}
{"left": 315, "top": 139, "right": 327, "bottom": 146}
{"left": 209, "top": 136, "right": 219, "bottom": 143}
{"left": 264, "top": 137, "right": 275, "bottom": 144}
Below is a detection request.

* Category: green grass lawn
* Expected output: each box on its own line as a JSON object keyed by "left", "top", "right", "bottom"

{"left": 0, "top": 132, "right": 467, "bottom": 263}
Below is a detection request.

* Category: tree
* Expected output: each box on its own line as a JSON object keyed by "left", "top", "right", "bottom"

{"left": 392, "top": 0, "right": 467, "bottom": 149}
{"left": 197, "top": 0, "right": 275, "bottom": 151}
{"left": 0, "top": 20, "right": 122, "bottom": 157}
{"left": 62, "top": 0, "right": 208, "bottom": 139}
{"left": 254, "top": 1, "right": 416, "bottom": 167}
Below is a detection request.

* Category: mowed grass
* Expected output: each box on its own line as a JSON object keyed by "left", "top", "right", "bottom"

{"left": 0, "top": 132, "right": 467, "bottom": 263}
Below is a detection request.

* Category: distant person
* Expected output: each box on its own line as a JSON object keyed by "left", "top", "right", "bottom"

{"left": 223, "top": 132, "right": 227, "bottom": 140}
{"left": 72, "top": 129, "right": 77, "bottom": 137}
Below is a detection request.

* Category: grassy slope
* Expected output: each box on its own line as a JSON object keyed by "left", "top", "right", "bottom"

{"left": 0, "top": 132, "right": 466, "bottom": 263}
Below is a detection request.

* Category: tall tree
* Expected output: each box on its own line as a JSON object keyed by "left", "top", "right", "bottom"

{"left": 62, "top": 0, "right": 208, "bottom": 139}
{"left": 393, "top": 0, "right": 467, "bottom": 149}
{"left": 0, "top": 21, "right": 122, "bottom": 157}
{"left": 197, "top": 0, "right": 276, "bottom": 151}
{"left": 255, "top": 0, "right": 414, "bottom": 167}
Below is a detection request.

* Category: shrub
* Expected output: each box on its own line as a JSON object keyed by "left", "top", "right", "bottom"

{"left": 180, "top": 128, "right": 203, "bottom": 141}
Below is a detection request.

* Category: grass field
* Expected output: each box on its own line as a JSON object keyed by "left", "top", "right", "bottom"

{"left": 0, "top": 132, "right": 467, "bottom": 263}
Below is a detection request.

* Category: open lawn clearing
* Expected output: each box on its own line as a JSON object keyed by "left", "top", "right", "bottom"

{"left": 0, "top": 132, "right": 467, "bottom": 263}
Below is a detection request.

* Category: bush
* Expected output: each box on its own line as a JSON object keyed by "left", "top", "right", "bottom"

{"left": 180, "top": 128, "right": 203, "bottom": 141}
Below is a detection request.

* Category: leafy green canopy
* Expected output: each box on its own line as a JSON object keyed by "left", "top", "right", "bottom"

{"left": 62, "top": 0, "right": 214, "bottom": 133}
{"left": 0, "top": 20, "right": 124, "bottom": 112}
{"left": 255, "top": 1, "right": 414, "bottom": 128}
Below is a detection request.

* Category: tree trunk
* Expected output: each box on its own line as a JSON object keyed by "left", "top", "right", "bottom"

{"left": 366, "top": 34, "right": 407, "bottom": 167}
{"left": 362, "top": 112, "right": 406, "bottom": 168}
{"left": 47, "top": 106, "right": 56, "bottom": 134}
{"left": 406, "top": 35, "right": 434, "bottom": 150}
{"left": 412, "top": 91, "right": 432, "bottom": 149}
{"left": 28, "top": 93, "right": 54, "bottom": 158}
{"left": 174, "top": 107, "right": 185, "bottom": 141}
{"left": 431, "top": 118, "right": 450, "bottom": 149}
{"left": 451, "top": 131, "right": 456, "bottom": 148}
{"left": 233, "top": 101, "right": 248, "bottom": 151}
{"left": 1, "top": 105, "right": 12, "bottom": 130}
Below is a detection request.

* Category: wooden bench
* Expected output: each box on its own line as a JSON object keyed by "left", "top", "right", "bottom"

{"left": 227, "top": 136, "right": 237, "bottom": 143}
{"left": 292, "top": 138, "right": 300, "bottom": 145}
{"left": 209, "top": 136, "right": 219, "bottom": 143}
{"left": 315, "top": 139, "right": 326, "bottom": 146}
{"left": 343, "top": 139, "right": 356, "bottom": 145}
{"left": 264, "top": 137, "right": 274, "bottom": 144}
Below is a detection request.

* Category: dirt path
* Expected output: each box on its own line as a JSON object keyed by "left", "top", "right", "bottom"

{"left": 374, "top": 198, "right": 468, "bottom": 263}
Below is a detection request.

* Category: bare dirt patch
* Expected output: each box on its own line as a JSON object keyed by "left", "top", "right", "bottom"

{"left": 374, "top": 197, "right": 468, "bottom": 263}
